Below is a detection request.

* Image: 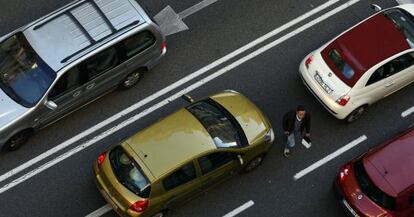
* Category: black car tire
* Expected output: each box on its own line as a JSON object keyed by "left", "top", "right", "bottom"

{"left": 4, "top": 129, "right": 32, "bottom": 151}
{"left": 242, "top": 154, "right": 265, "bottom": 173}
{"left": 119, "top": 69, "right": 145, "bottom": 89}
{"left": 345, "top": 105, "right": 367, "bottom": 123}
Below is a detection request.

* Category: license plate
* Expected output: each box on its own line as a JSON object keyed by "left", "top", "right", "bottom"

{"left": 342, "top": 199, "right": 360, "bottom": 217}
{"left": 314, "top": 72, "right": 333, "bottom": 94}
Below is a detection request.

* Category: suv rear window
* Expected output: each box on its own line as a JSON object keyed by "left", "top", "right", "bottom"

{"left": 354, "top": 159, "right": 396, "bottom": 211}
{"left": 328, "top": 49, "right": 355, "bottom": 80}
{"left": 109, "top": 146, "right": 150, "bottom": 198}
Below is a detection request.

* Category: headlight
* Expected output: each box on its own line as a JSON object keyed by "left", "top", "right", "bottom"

{"left": 264, "top": 128, "right": 275, "bottom": 144}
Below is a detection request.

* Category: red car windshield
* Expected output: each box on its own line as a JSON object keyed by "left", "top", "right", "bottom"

{"left": 354, "top": 159, "right": 396, "bottom": 211}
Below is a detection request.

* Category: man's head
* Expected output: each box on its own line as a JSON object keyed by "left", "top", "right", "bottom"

{"left": 296, "top": 105, "right": 306, "bottom": 119}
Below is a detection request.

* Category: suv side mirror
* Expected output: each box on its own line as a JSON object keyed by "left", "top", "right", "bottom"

{"left": 237, "top": 155, "right": 244, "bottom": 165}
{"left": 181, "top": 94, "right": 194, "bottom": 103}
{"left": 371, "top": 4, "right": 382, "bottom": 12}
{"left": 45, "top": 100, "right": 58, "bottom": 110}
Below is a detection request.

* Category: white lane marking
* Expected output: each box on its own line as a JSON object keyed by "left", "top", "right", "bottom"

{"left": 223, "top": 200, "right": 255, "bottom": 217}
{"left": 154, "top": 5, "right": 189, "bottom": 36}
{"left": 293, "top": 135, "right": 367, "bottom": 181}
{"left": 0, "top": 0, "right": 341, "bottom": 184}
{"left": 179, "top": 0, "right": 218, "bottom": 19}
{"left": 402, "top": 105, "right": 414, "bottom": 118}
{"left": 396, "top": 0, "right": 414, "bottom": 4}
{"left": 0, "top": 0, "right": 361, "bottom": 194}
{"left": 85, "top": 204, "right": 112, "bottom": 217}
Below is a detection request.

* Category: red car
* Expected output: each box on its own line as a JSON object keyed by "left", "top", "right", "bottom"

{"left": 335, "top": 127, "right": 414, "bottom": 217}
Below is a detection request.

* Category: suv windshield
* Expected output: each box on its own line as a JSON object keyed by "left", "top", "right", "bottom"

{"left": 186, "top": 99, "right": 247, "bottom": 148}
{"left": 109, "top": 146, "right": 150, "bottom": 198}
{"left": 384, "top": 8, "right": 414, "bottom": 47}
{"left": 0, "top": 33, "right": 55, "bottom": 107}
{"left": 354, "top": 159, "right": 396, "bottom": 211}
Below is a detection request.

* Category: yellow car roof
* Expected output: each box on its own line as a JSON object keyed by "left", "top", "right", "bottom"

{"left": 125, "top": 108, "right": 216, "bottom": 179}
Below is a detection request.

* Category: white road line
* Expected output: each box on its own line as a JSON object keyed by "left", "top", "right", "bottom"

{"left": 85, "top": 204, "right": 112, "bottom": 217}
{"left": 223, "top": 200, "right": 255, "bottom": 217}
{"left": 293, "top": 135, "right": 367, "bottom": 181}
{"left": 396, "top": 0, "right": 414, "bottom": 4}
{"left": 402, "top": 105, "right": 414, "bottom": 118}
{"left": 0, "top": 0, "right": 360, "bottom": 194}
{"left": 0, "top": 0, "right": 341, "bottom": 184}
{"left": 179, "top": 0, "right": 218, "bottom": 19}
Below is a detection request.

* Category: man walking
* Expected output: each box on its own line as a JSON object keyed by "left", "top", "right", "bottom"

{"left": 282, "top": 105, "right": 311, "bottom": 157}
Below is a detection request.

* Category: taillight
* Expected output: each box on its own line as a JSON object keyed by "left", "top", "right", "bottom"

{"left": 161, "top": 40, "right": 167, "bottom": 53}
{"left": 130, "top": 200, "right": 149, "bottom": 213}
{"left": 305, "top": 55, "right": 313, "bottom": 69}
{"left": 97, "top": 151, "right": 107, "bottom": 167}
{"left": 340, "top": 164, "right": 351, "bottom": 181}
{"left": 336, "top": 95, "right": 350, "bottom": 106}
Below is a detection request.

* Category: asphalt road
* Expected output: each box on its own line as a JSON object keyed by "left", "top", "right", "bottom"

{"left": 0, "top": 0, "right": 413, "bottom": 217}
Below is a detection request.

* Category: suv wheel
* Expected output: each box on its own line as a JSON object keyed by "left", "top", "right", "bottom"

{"left": 5, "top": 129, "right": 32, "bottom": 151}
{"left": 346, "top": 106, "right": 366, "bottom": 123}
{"left": 120, "top": 69, "right": 144, "bottom": 89}
{"left": 242, "top": 155, "right": 265, "bottom": 173}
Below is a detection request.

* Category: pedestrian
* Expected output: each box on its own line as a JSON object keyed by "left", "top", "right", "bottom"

{"left": 282, "top": 105, "right": 311, "bottom": 157}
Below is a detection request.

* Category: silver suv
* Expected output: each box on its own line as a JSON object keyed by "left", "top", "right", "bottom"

{"left": 0, "top": 0, "right": 166, "bottom": 151}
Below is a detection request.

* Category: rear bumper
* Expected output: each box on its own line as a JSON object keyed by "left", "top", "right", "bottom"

{"left": 334, "top": 179, "right": 361, "bottom": 217}
{"left": 94, "top": 163, "right": 142, "bottom": 217}
{"left": 299, "top": 58, "right": 350, "bottom": 120}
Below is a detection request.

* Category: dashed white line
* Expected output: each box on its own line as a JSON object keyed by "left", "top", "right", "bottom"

{"left": 294, "top": 135, "right": 367, "bottom": 181}
{"left": 401, "top": 105, "right": 414, "bottom": 118}
{"left": 0, "top": 0, "right": 342, "bottom": 185}
{"left": 223, "top": 200, "right": 255, "bottom": 217}
{"left": 85, "top": 204, "right": 111, "bottom": 217}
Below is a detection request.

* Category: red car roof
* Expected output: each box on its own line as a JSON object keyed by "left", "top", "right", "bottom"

{"left": 321, "top": 13, "right": 410, "bottom": 87}
{"left": 364, "top": 129, "right": 414, "bottom": 197}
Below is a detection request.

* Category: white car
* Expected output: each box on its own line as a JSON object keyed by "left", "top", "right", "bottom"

{"left": 299, "top": 4, "right": 414, "bottom": 122}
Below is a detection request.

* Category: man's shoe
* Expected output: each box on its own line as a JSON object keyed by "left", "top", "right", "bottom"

{"left": 284, "top": 148, "right": 290, "bottom": 157}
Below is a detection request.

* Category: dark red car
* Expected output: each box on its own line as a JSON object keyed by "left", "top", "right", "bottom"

{"left": 335, "top": 128, "right": 414, "bottom": 217}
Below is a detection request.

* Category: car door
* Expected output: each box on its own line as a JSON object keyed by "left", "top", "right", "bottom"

{"left": 379, "top": 52, "right": 414, "bottom": 98}
{"left": 161, "top": 162, "right": 204, "bottom": 208}
{"left": 80, "top": 46, "right": 127, "bottom": 101}
{"left": 196, "top": 151, "right": 241, "bottom": 190}
{"left": 39, "top": 66, "right": 84, "bottom": 125}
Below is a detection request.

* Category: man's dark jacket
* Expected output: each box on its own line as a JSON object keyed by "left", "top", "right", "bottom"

{"left": 282, "top": 110, "right": 311, "bottom": 134}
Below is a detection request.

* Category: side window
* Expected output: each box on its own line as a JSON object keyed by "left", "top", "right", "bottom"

{"left": 410, "top": 193, "right": 414, "bottom": 207}
{"left": 83, "top": 47, "right": 119, "bottom": 81}
{"left": 367, "top": 52, "right": 414, "bottom": 86}
{"left": 119, "top": 31, "right": 155, "bottom": 59}
{"left": 198, "top": 152, "right": 236, "bottom": 175}
{"left": 163, "top": 163, "right": 196, "bottom": 191}
{"left": 48, "top": 67, "right": 81, "bottom": 100}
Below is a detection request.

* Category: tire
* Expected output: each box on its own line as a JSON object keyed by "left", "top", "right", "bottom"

{"left": 345, "top": 106, "right": 367, "bottom": 123}
{"left": 242, "top": 155, "right": 265, "bottom": 173}
{"left": 152, "top": 210, "right": 167, "bottom": 217}
{"left": 119, "top": 69, "right": 144, "bottom": 89}
{"left": 4, "top": 129, "right": 32, "bottom": 151}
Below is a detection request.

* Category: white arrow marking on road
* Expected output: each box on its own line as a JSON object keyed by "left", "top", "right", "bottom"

{"left": 402, "top": 105, "right": 414, "bottom": 118}
{"left": 293, "top": 135, "right": 367, "bottom": 181}
{"left": 154, "top": 0, "right": 219, "bottom": 36}
{"left": 223, "top": 200, "right": 255, "bottom": 217}
{"left": 85, "top": 204, "right": 111, "bottom": 217}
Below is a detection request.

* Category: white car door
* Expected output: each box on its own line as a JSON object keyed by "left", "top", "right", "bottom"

{"left": 381, "top": 52, "right": 414, "bottom": 98}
